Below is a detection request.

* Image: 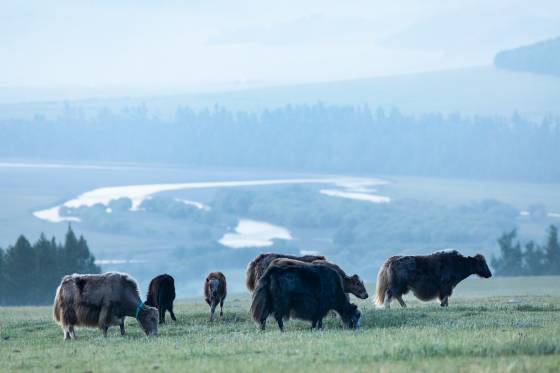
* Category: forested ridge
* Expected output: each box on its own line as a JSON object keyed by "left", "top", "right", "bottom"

{"left": 1, "top": 104, "right": 559, "bottom": 181}
{"left": 495, "top": 36, "right": 560, "bottom": 77}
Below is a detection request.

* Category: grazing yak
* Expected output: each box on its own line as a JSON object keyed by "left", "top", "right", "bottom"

{"left": 245, "top": 253, "right": 325, "bottom": 292}
{"left": 53, "top": 272, "right": 158, "bottom": 340}
{"left": 146, "top": 274, "right": 177, "bottom": 324}
{"left": 375, "top": 251, "right": 492, "bottom": 308}
{"left": 271, "top": 258, "right": 369, "bottom": 299}
{"left": 250, "top": 263, "right": 361, "bottom": 331}
{"left": 204, "top": 272, "right": 227, "bottom": 321}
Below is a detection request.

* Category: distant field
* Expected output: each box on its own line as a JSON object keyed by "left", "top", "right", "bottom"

{"left": 1, "top": 277, "right": 559, "bottom": 372}
{"left": 2, "top": 162, "right": 559, "bottom": 251}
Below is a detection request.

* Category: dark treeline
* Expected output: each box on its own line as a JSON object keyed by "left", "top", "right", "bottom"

{"left": 492, "top": 225, "right": 560, "bottom": 276}
{"left": 0, "top": 227, "right": 100, "bottom": 305}
{"left": 1, "top": 104, "right": 560, "bottom": 181}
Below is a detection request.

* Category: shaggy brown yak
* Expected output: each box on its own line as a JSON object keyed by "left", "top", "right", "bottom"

{"left": 251, "top": 263, "right": 361, "bottom": 331}
{"left": 375, "top": 251, "right": 492, "bottom": 308}
{"left": 146, "top": 274, "right": 177, "bottom": 324}
{"left": 53, "top": 272, "right": 159, "bottom": 340}
{"left": 270, "top": 258, "right": 368, "bottom": 299}
{"left": 204, "top": 272, "right": 227, "bottom": 321}
{"left": 245, "top": 253, "right": 326, "bottom": 292}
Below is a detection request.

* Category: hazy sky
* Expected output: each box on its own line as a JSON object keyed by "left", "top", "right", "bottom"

{"left": 1, "top": 0, "right": 559, "bottom": 92}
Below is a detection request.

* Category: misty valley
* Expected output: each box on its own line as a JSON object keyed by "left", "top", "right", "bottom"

{"left": 1, "top": 162, "right": 559, "bottom": 296}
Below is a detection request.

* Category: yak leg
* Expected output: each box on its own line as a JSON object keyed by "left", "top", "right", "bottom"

{"left": 220, "top": 299, "right": 224, "bottom": 317}
{"left": 258, "top": 306, "right": 270, "bottom": 330}
{"left": 119, "top": 319, "right": 126, "bottom": 335}
{"left": 98, "top": 305, "right": 110, "bottom": 337}
{"left": 159, "top": 307, "right": 166, "bottom": 324}
{"left": 275, "top": 313, "right": 284, "bottom": 332}
{"left": 439, "top": 286, "right": 452, "bottom": 307}
{"left": 384, "top": 289, "right": 392, "bottom": 309}
{"left": 169, "top": 305, "right": 177, "bottom": 322}
{"left": 396, "top": 295, "right": 407, "bottom": 308}
{"left": 63, "top": 327, "right": 71, "bottom": 341}
{"left": 100, "top": 325, "right": 109, "bottom": 337}
{"left": 68, "top": 326, "right": 76, "bottom": 340}
{"left": 119, "top": 318, "right": 126, "bottom": 336}
{"left": 311, "top": 320, "right": 317, "bottom": 329}
{"left": 317, "top": 319, "right": 323, "bottom": 329}
{"left": 210, "top": 301, "right": 217, "bottom": 321}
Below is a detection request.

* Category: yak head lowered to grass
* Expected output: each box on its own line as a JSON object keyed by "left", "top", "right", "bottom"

{"left": 136, "top": 304, "right": 159, "bottom": 337}
{"left": 340, "top": 303, "right": 362, "bottom": 329}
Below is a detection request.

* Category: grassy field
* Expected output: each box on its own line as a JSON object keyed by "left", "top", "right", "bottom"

{"left": 1, "top": 277, "right": 560, "bottom": 372}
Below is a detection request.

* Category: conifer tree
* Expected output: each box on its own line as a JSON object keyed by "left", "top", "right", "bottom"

{"left": 0, "top": 247, "right": 5, "bottom": 304}
{"left": 492, "top": 229, "right": 523, "bottom": 276}
{"left": 545, "top": 225, "right": 560, "bottom": 274}
{"left": 0, "top": 230, "right": 100, "bottom": 305}
{"left": 4, "top": 236, "right": 35, "bottom": 304}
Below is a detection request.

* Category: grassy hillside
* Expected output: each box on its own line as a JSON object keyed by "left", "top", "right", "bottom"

{"left": 1, "top": 277, "right": 560, "bottom": 372}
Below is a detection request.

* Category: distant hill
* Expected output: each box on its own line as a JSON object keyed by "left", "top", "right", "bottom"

{"left": 1, "top": 66, "right": 559, "bottom": 121}
{"left": 495, "top": 36, "right": 560, "bottom": 77}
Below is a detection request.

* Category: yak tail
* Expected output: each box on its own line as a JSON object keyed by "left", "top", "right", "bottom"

{"left": 375, "top": 260, "right": 391, "bottom": 307}
{"left": 53, "top": 285, "right": 63, "bottom": 323}
{"left": 250, "top": 273, "right": 271, "bottom": 325}
{"left": 246, "top": 257, "right": 259, "bottom": 292}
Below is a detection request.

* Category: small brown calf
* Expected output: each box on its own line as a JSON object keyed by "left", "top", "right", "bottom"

{"left": 204, "top": 272, "right": 227, "bottom": 321}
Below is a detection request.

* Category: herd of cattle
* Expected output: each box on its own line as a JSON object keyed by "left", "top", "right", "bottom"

{"left": 52, "top": 250, "right": 492, "bottom": 339}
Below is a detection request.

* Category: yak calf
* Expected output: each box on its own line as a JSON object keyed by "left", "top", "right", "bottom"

{"left": 146, "top": 274, "right": 177, "bottom": 324}
{"left": 204, "top": 272, "right": 227, "bottom": 321}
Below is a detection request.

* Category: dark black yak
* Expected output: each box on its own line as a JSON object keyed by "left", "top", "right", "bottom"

{"left": 53, "top": 272, "right": 158, "bottom": 340}
{"left": 146, "top": 274, "right": 177, "bottom": 324}
{"left": 271, "top": 258, "right": 368, "bottom": 299}
{"left": 245, "top": 253, "right": 326, "bottom": 292}
{"left": 375, "top": 251, "right": 492, "bottom": 308}
{"left": 250, "top": 263, "right": 361, "bottom": 331}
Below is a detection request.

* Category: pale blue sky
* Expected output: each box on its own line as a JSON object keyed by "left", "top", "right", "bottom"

{"left": 1, "top": 0, "right": 559, "bottom": 93}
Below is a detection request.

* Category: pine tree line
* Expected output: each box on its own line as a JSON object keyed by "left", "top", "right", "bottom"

{"left": 0, "top": 226, "right": 100, "bottom": 305}
{"left": 1, "top": 104, "right": 560, "bottom": 182}
{"left": 492, "top": 225, "right": 560, "bottom": 276}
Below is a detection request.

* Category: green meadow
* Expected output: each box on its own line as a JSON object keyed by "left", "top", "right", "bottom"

{"left": 1, "top": 276, "right": 559, "bottom": 372}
